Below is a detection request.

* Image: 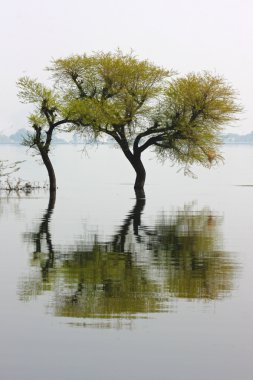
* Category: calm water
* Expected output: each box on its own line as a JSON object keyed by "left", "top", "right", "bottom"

{"left": 1, "top": 144, "right": 253, "bottom": 380}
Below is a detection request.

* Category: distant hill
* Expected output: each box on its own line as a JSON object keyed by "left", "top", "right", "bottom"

{"left": 8, "top": 128, "right": 28, "bottom": 143}
{"left": 0, "top": 133, "right": 11, "bottom": 143}
{"left": 0, "top": 129, "right": 69, "bottom": 144}
{"left": 0, "top": 129, "right": 105, "bottom": 145}
{"left": 1, "top": 128, "right": 253, "bottom": 145}
{"left": 222, "top": 132, "right": 253, "bottom": 144}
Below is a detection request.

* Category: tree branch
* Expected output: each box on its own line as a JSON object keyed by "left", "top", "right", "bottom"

{"left": 71, "top": 74, "right": 87, "bottom": 98}
{"left": 139, "top": 134, "right": 166, "bottom": 153}
{"left": 133, "top": 123, "right": 167, "bottom": 154}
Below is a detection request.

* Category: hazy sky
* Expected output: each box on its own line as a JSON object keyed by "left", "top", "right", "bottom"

{"left": 1, "top": 0, "right": 252, "bottom": 135}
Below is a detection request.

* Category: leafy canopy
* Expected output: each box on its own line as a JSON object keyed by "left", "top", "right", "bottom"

{"left": 48, "top": 51, "right": 241, "bottom": 171}
{"left": 18, "top": 50, "right": 241, "bottom": 174}
{"left": 49, "top": 51, "right": 172, "bottom": 132}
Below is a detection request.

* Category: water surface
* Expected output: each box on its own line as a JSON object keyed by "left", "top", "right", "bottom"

{"left": 0, "top": 144, "right": 253, "bottom": 380}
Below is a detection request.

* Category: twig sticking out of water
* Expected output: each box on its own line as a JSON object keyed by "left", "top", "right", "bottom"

{"left": 0, "top": 177, "right": 49, "bottom": 193}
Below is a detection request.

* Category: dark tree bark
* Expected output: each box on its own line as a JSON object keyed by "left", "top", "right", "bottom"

{"left": 132, "top": 154, "right": 146, "bottom": 192}
{"left": 40, "top": 149, "right": 57, "bottom": 193}
{"left": 33, "top": 124, "right": 57, "bottom": 194}
{"left": 118, "top": 144, "right": 146, "bottom": 197}
{"left": 105, "top": 125, "right": 166, "bottom": 197}
{"left": 112, "top": 195, "right": 146, "bottom": 252}
{"left": 34, "top": 191, "right": 56, "bottom": 280}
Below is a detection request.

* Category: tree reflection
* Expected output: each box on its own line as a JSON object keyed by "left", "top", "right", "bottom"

{"left": 22, "top": 191, "right": 56, "bottom": 297}
{"left": 19, "top": 196, "right": 238, "bottom": 322}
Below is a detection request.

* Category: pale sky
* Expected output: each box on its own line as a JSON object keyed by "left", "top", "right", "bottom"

{"left": 1, "top": 0, "right": 252, "bottom": 135}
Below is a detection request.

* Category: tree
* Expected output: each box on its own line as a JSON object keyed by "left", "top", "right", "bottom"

{"left": 48, "top": 51, "right": 241, "bottom": 197}
{"left": 17, "top": 78, "right": 82, "bottom": 193}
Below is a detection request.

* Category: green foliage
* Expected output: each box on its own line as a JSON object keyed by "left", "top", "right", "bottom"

{"left": 49, "top": 51, "right": 171, "bottom": 131}
{"left": 17, "top": 76, "right": 74, "bottom": 161}
{"left": 47, "top": 51, "right": 241, "bottom": 173}
{"left": 17, "top": 77, "right": 57, "bottom": 106}
{"left": 154, "top": 73, "right": 241, "bottom": 170}
{"left": 18, "top": 50, "right": 242, "bottom": 180}
{"left": 17, "top": 75, "right": 96, "bottom": 153}
{"left": 17, "top": 77, "right": 61, "bottom": 128}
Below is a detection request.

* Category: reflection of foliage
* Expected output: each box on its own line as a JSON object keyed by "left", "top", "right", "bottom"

{"left": 55, "top": 248, "right": 167, "bottom": 318}
{"left": 146, "top": 209, "right": 234, "bottom": 300}
{"left": 19, "top": 199, "right": 238, "bottom": 322}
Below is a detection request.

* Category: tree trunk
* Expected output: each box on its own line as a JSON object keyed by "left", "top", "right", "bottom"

{"left": 40, "top": 149, "right": 57, "bottom": 193}
{"left": 120, "top": 147, "right": 146, "bottom": 197}
{"left": 133, "top": 155, "right": 146, "bottom": 191}
{"left": 48, "top": 189, "right": 56, "bottom": 211}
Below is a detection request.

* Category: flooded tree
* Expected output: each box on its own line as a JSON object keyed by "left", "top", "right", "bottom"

{"left": 17, "top": 78, "right": 84, "bottom": 193}
{"left": 48, "top": 51, "right": 241, "bottom": 197}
